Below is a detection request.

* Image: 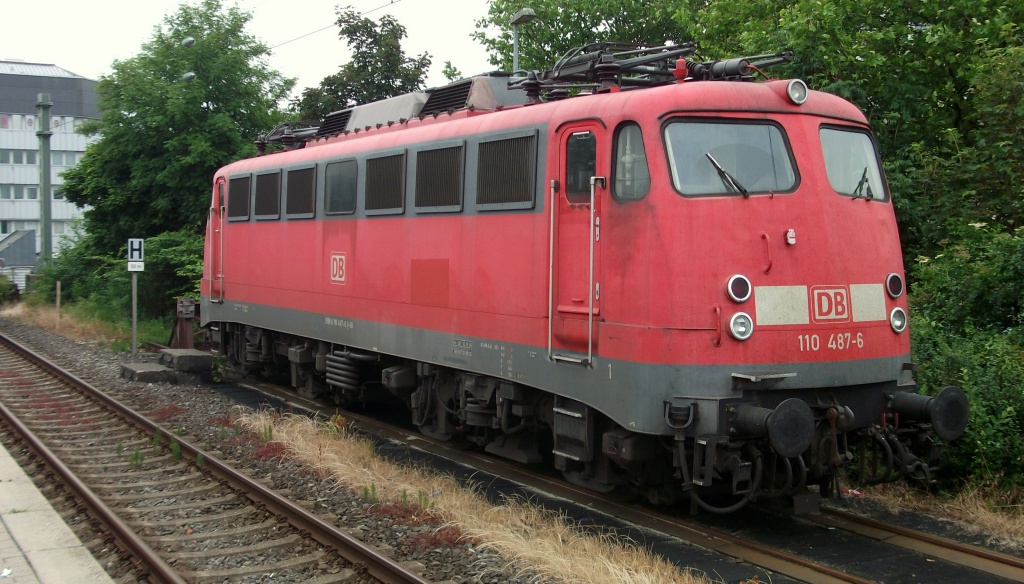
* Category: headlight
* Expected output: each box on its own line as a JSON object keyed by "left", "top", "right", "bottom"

{"left": 890, "top": 307, "right": 907, "bottom": 333}
{"left": 727, "top": 275, "right": 752, "bottom": 303}
{"left": 730, "top": 312, "right": 754, "bottom": 341}
{"left": 886, "top": 272, "right": 905, "bottom": 298}
{"left": 787, "top": 79, "right": 808, "bottom": 105}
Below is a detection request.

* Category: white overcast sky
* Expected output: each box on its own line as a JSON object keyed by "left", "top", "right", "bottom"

{"left": 2, "top": 0, "right": 498, "bottom": 99}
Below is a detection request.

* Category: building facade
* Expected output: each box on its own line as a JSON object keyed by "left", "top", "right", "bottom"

{"left": 0, "top": 60, "right": 98, "bottom": 274}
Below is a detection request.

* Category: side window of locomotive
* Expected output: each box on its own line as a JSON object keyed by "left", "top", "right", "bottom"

{"left": 415, "top": 143, "right": 464, "bottom": 213}
{"left": 664, "top": 121, "right": 796, "bottom": 196}
{"left": 325, "top": 159, "right": 357, "bottom": 215}
{"left": 566, "top": 131, "right": 597, "bottom": 204}
{"left": 476, "top": 131, "right": 537, "bottom": 210}
{"left": 285, "top": 166, "right": 315, "bottom": 218}
{"left": 227, "top": 175, "right": 251, "bottom": 221}
{"left": 365, "top": 152, "right": 406, "bottom": 215}
{"left": 612, "top": 123, "right": 650, "bottom": 201}
{"left": 254, "top": 171, "right": 281, "bottom": 219}
{"left": 819, "top": 127, "right": 889, "bottom": 201}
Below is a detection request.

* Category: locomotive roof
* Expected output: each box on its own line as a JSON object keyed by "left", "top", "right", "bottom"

{"left": 243, "top": 44, "right": 868, "bottom": 169}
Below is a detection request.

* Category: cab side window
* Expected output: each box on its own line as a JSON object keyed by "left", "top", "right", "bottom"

{"left": 566, "top": 131, "right": 596, "bottom": 203}
{"left": 612, "top": 123, "right": 650, "bottom": 201}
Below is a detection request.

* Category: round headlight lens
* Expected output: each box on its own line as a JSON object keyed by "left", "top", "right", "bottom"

{"left": 886, "top": 272, "right": 905, "bottom": 298}
{"left": 787, "top": 79, "right": 809, "bottom": 105}
{"left": 730, "top": 312, "right": 754, "bottom": 341}
{"left": 727, "top": 275, "right": 752, "bottom": 303}
{"left": 890, "top": 307, "right": 907, "bottom": 333}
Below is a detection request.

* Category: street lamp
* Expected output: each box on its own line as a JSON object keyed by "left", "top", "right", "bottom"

{"left": 511, "top": 8, "right": 536, "bottom": 73}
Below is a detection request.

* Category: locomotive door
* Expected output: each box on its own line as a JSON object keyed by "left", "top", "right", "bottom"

{"left": 548, "top": 123, "right": 606, "bottom": 366}
{"left": 209, "top": 177, "right": 225, "bottom": 302}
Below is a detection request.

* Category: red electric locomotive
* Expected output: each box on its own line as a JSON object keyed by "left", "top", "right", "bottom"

{"left": 201, "top": 43, "right": 968, "bottom": 512}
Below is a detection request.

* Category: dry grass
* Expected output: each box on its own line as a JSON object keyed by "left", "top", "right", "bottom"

{"left": 237, "top": 411, "right": 711, "bottom": 584}
{"left": 855, "top": 482, "right": 1024, "bottom": 551}
{"left": 0, "top": 301, "right": 122, "bottom": 345}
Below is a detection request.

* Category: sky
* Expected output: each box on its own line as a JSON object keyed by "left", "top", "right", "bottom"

{"left": 1, "top": 0, "right": 498, "bottom": 99}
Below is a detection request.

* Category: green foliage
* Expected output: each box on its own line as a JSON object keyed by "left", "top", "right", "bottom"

{"left": 129, "top": 447, "right": 145, "bottom": 469}
{"left": 473, "top": 0, "right": 684, "bottom": 73}
{"left": 0, "top": 275, "right": 18, "bottom": 304}
{"left": 291, "top": 6, "right": 431, "bottom": 121}
{"left": 61, "top": 0, "right": 294, "bottom": 254}
{"left": 33, "top": 230, "right": 203, "bottom": 321}
{"left": 442, "top": 61, "right": 463, "bottom": 82}
{"left": 909, "top": 225, "right": 1024, "bottom": 487}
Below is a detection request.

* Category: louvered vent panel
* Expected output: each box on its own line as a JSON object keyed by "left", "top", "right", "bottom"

{"left": 420, "top": 80, "right": 472, "bottom": 116}
{"left": 316, "top": 109, "right": 352, "bottom": 137}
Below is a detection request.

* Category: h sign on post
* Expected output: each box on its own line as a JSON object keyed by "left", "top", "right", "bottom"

{"left": 128, "top": 238, "right": 144, "bottom": 272}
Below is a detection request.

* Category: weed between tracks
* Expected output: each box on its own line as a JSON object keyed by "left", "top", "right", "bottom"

{"left": 238, "top": 410, "right": 710, "bottom": 584}
{"left": 860, "top": 482, "right": 1024, "bottom": 551}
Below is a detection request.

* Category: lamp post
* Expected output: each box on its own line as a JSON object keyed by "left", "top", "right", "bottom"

{"left": 511, "top": 8, "right": 536, "bottom": 73}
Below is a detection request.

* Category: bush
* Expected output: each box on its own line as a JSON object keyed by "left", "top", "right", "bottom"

{"left": 33, "top": 229, "right": 203, "bottom": 322}
{"left": 909, "top": 224, "right": 1024, "bottom": 489}
{"left": 0, "top": 275, "right": 18, "bottom": 304}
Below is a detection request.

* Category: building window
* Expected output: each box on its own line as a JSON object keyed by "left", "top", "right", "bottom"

{"left": 0, "top": 151, "right": 8, "bottom": 164}
{"left": 11, "top": 151, "right": 23, "bottom": 165}
{"left": 26, "top": 186, "right": 38, "bottom": 200}
{"left": 53, "top": 186, "right": 64, "bottom": 200}
{"left": 12, "top": 186, "right": 24, "bottom": 200}
{"left": 25, "top": 151, "right": 37, "bottom": 165}
{"left": 52, "top": 221, "right": 66, "bottom": 235}
{"left": 0, "top": 185, "right": 9, "bottom": 199}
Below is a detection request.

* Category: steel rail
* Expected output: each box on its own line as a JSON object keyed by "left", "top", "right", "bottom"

{"left": 0, "top": 332, "right": 429, "bottom": 584}
{"left": 819, "top": 506, "right": 1024, "bottom": 581}
{"left": 0, "top": 397, "right": 185, "bottom": 584}
{"left": 240, "top": 375, "right": 875, "bottom": 584}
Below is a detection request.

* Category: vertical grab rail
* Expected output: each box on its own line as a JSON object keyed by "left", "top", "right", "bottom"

{"left": 547, "top": 180, "right": 557, "bottom": 360}
{"left": 587, "top": 176, "right": 605, "bottom": 367}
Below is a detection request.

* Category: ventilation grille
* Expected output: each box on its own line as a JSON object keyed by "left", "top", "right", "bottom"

{"left": 316, "top": 109, "right": 352, "bottom": 137}
{"left": 420, "top": 80, "right": 473, "bottom": 116}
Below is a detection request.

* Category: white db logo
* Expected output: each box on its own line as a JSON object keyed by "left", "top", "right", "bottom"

{"left": 330, "top": 252, "right": 346, "bottom": 284}
{"left": 811, "top": 286, "right": 850, "bottom": 323}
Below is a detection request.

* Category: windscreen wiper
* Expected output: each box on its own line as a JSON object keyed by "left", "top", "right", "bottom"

{"left": 706, "top": 153, "right": 748, "bottom": 197}
{"left": 851, "top": 167, "right": 872, "bottom": 200}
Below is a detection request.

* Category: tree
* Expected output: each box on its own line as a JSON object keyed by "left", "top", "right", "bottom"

{"left": 291, "top": 7, "right": 431, "bottom": 122}
{"left": 61, "top": 0, "right": 294, "bottom": 254}
{"left": 472, "top": 0, "right": 684, "bottom": 74}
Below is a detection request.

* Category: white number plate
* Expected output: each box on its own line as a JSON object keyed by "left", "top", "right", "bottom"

{"left": 798, "top": 332, "right": 864, "bottom": 352}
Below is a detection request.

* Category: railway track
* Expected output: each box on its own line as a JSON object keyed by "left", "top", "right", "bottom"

{"left": 0, "top": 331, "right": 429, "bottom": 584}
{"left": 3, "top": 321, "right": 1021, "bottom": 584}
{"left": 238, "top": 377, "right": 1024, "bottom": 584}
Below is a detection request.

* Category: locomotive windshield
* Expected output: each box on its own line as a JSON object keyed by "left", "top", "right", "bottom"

{"left": 820, "top": 127, "right": 889, "bottom": 201}
{"left": 664, "top": 121, "right": 796, "bottom": 196}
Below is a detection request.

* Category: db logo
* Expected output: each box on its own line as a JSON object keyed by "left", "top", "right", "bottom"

{"left": 330, "top": 252, "right": 346, "bottom": 284}
{"left": 811, "top": 286, "right": 850, "bottom": 323}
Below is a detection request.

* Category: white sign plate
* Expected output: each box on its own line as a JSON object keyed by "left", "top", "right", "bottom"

{"left": 128, "top": 261, "right": 145, "bottom": 272}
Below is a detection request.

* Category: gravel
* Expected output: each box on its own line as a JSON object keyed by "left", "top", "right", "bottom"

{"left": 0, "top": 315, "right": 542, "bottom": 584}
